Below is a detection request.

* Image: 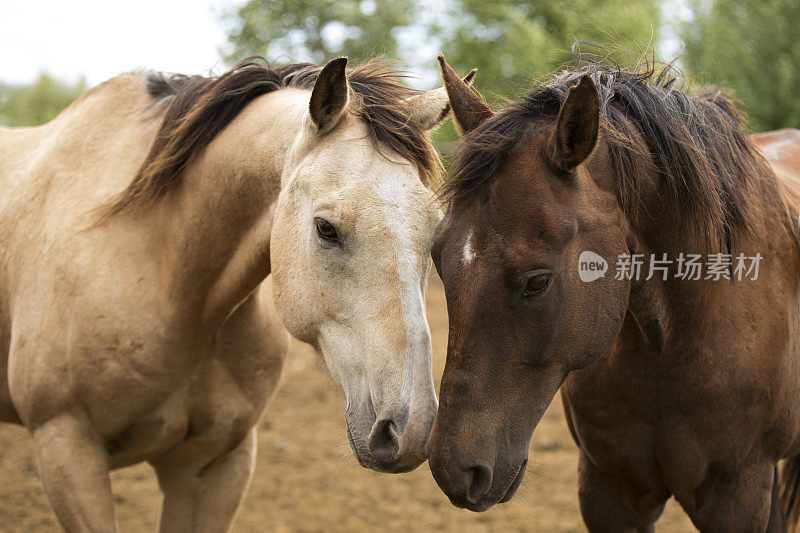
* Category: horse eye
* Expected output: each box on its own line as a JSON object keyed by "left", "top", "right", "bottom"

{"left": 315, "top": 218, "right": 339, "bottom": 243}
{"left": 523, "top": 273, "right": 551, "bottom": 297}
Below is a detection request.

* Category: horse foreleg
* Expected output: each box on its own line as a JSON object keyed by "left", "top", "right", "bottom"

{"left": 768, "top": 466, "right": 787, "bottom": 533}
{"left": 153, "top": 428, "right": 257, "bottom": 533}
{"left": 32, "top": 412, "right": 118, "bottom": 532}
{"left": 678, "top": 461, "right": 775, "bottom": 532}
{"left": 578, "top": 452, "right": 668, "bottom": 532}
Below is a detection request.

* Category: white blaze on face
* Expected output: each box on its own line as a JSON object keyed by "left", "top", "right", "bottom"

{"left": 462, "top": 229, "right": 476, "bottom": 265}
{"left": 372, "top": 172, "right": 435, "bottom": 411}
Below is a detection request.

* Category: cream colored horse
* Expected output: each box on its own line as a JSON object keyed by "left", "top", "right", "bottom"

{"left": 0, "top": 57, "right": 461, "bottom": 531}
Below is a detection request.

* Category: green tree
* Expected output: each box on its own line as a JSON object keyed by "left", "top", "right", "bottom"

{"left": 220, "top": 0, "right": 415, "bottom": 64}
{"left": 680, "top": 0, "right": 800, "bottom": 132}
{"left": 432, "top": 0, "right": 661, "bottom": 102}
{"left": 428, "top": 0, "right": 661, "bottom": 141}
{"left": 0, "top": 73, "right": 86, "bottom": 127}
{"left": 219, "top": 0, "right": 661, "bottom": 143}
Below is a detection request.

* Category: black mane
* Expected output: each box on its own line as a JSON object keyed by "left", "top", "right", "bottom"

{"left": 443, "top": 62, "right": 773, "bottom": 247}
{"left": 104, "top": 57, "right": 438, "bottom": 217}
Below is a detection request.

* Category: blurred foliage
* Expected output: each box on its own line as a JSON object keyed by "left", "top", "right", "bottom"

{"left": 0, "top": 73, "right": 86, "bottom": 127}
{"left": 221, "top": 0, "right": 414, "bottom": 64}
{"left": 221, "top": 0, "right": 662, "bottom": 142}
{"left": 681, "top": 0, "right": 800, "bottom": 132}
{"left": 428, "top": 0, "right": 661, "bottom": 140}
{"left": 431, "top": 0, "right": 661, "bottom": 101}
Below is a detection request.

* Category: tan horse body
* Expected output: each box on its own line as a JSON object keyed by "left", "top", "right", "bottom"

{"left": 0, "top": 59, "right": 451, "bottom": 531}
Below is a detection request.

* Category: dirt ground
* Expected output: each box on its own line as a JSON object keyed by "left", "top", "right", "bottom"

{"left": 0, "top": 275, "right": 696, "bottom": 532}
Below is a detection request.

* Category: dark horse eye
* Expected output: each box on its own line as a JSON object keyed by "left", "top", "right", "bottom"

{"left": 315, "top": 218, "right": 339, "bottom": 243}
{"left": 523, "top": 273, "right": 551, "bottom": 297}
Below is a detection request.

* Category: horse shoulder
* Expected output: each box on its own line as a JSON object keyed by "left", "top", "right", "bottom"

{"left": 201, "top": 280, "right": 288, "bottom": 414}
{"left": 145, "top": 283, "right": 288, "bottom": 467}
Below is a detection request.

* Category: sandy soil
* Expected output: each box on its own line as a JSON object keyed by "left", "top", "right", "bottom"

{"left": 0, "top": 275, "right": 696, "bottom": 531}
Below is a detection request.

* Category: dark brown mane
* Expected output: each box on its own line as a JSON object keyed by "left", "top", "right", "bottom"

{"left": 442, "top": 62, "right": 774, "bottom": 247}
{"left": 104, "top": 57, "right": 438, "bottom": 217}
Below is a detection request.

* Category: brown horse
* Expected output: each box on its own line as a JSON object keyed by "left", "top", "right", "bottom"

{"left": 427, "top": 54, "right": 800, "bottom": 531}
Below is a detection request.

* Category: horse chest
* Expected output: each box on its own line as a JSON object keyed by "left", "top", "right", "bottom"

{"left": 106, "top": 353, "right": 270, "bottom": 468}
{"left": 563, "top": 353, "right": 794, "bottom": 496}
{"left": 9, "top": 260, "right": 285, "bottom": 466}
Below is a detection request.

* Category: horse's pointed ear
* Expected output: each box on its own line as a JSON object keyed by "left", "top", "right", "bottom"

{"left": 437, "top": 54, "right": 492, "bottom": 136}
{"left": 406, "top": 69, "right": 478, "bottom": 131}
{"left": 547, "top": 75, "right": 600, "bottom": 172}
{"left": 309, "top": 57, "right": 349, "bottom": 132}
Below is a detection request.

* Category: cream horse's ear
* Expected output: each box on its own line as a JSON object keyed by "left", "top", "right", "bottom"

{"left": 437, "top": 53, "right": 493, "bottom": 136}
{"left": 309, "top": 57, "right": 349, "bottom": 132}
{"left": 406, "top": 66, "right": 477, "bottom": 131}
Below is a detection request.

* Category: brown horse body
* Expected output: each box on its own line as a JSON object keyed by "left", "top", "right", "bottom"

{"left": 428, "top": 57, "right": 800, "bottom": 531}
{"left": 562, "top": 127, "right": 800, "bottom": 531}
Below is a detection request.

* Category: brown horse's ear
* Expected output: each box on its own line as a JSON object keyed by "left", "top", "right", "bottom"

{"left": 437, "top": 54, "right": 493, "bottom": 136}
{"left": 309, "top": 57, "right": 349, "bottom": 131}
{"left": 547, "top": 75, "right": 600, "bottom": 172}
{"left": 405, "top": 69, "right": 478, "bottom": 131}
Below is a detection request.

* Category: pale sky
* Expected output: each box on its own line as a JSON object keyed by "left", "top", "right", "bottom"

{"left": 0, "top": 0, "right": 239, "bottom": 86}
{"left": 0, "top": 1, "right": 682, "bottom": 90}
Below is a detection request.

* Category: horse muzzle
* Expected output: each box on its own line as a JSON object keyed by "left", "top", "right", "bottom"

{"left": 345, "top": 406, "right": 432, "bottom": 473}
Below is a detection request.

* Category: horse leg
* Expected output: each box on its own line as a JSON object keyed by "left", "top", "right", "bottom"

{"left": 153, "top": 429, "right": 257, "bottom": 533}
{"left": 578, "top": 452, "right": 667, "bottom": 532}
{"left": 32, "top": 412, "right": 118, "bottom": 532}
{"left": 679, "top": 461, "right": 774, "bottom": 532}
{"left": 768, "top": 466, "right": 787, "bottom": 533}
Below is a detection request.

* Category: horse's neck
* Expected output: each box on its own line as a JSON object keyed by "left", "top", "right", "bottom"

{"left": 620, "top": 173, "right": 798, "bottom": 363}
{"left": 157, "top": 89, "right": 308, "bottom": 331}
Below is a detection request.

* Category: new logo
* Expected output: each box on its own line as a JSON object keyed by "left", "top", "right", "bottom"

{"left": 578, "top": 251, "right": 608, "bottom": 282}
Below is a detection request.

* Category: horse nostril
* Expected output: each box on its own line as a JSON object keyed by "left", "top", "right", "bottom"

{"left": 466, "top": 464, "right": 492, "bottom": 504}
{"left": 367, "top": 418, "right": 399, "bottom": 462}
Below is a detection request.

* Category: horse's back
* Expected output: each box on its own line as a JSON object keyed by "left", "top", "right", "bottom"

{"left": 752, "top": 128, "right": 800, "bottom": 159}
{"left": 753, "top": 129, "right": 800, "bottom": 211}
{"left": 0, "top": 74, "right": 160, "bottom": 213}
